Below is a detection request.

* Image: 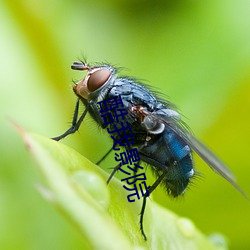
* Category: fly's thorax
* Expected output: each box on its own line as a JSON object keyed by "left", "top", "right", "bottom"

{"left": 73, "top": 64, "right": 117, "bottom": 102}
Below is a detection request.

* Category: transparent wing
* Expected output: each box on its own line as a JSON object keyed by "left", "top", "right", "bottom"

{"left": 171, "top": 122, "right": 247, "bottom": 198}
{"left": 147, "top": 110, "right": 247, "bottom": 198}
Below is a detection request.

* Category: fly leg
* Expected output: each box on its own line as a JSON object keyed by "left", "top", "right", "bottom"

{"left": 96, "top": 147, "right": 113, "bottom": 165}
{"left": 140, "top": 170, "right": 168, "bottom": 240}
{"left": 106, "top": 148, "right": 139, "bottom": 183}
{"left": 106, "top": 163, "right": 120, "bottom": 184}
{"left": 52, "top": 99, "right": 89, "bottom": 141}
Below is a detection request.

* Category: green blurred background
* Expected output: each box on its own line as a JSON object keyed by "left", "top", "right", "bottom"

{"left": 1, "top": 0, "right": 250, "bottom": 249}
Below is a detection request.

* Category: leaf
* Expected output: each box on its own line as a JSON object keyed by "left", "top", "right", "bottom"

{"left": 18, "top": 126, "right": 226, "bottom": 250}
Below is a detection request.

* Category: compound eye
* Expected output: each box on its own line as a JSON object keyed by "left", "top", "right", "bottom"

{"left": 87, "top": 68, "right": 111, "bottom": 92}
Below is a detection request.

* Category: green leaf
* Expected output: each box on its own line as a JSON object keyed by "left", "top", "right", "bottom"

{"left": 19, "top": 128, "right": 226, "bottom": 250}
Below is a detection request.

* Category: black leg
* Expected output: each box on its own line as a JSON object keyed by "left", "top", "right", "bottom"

{"left": 140, "top": 171, "right": 168, "bottom": 240}
{"left": 96, "top": 147, "right": 113, "bottom": 165}
{"left": 52, "top": 100, "right": 89, "bottom": 141}
{"left": 105, "top": 148, "right": 139, "bottom": 181}
{"left": 106, "top": 163, "right": 121, "bottom": 184}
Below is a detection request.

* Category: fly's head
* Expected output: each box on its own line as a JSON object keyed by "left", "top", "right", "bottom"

{"left": 72, "top": 61, "right": 116, "bottom": 101}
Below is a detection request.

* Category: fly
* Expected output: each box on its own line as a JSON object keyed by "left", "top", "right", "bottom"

{"left": 52, "top": 60, "right": 247, "bottom": 240}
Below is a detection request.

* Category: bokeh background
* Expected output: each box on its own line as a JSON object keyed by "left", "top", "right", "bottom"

{"left": 1, "top": 0, "right": 250, "bottom": 249}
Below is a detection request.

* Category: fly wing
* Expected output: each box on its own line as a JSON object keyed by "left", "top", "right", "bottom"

{"left": 170, "top": 123, "right": 247, "bottom": 198}
{"left": 151, "top": 110, "right": 247, "bottom": 198}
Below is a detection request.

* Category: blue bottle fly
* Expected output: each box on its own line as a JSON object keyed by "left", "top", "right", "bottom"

{"left": 52, "top": 60, "right": 246, "bottom": 240}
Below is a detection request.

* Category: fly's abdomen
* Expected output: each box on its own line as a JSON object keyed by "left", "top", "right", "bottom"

{"left": 165, "top": 153, "right": 193, "bottom": 197}
{"left": 162, "top": 129, "right": 194, "bottom": 196}
{"left": 139, "top": 128, "right": 194, "bottom": 197}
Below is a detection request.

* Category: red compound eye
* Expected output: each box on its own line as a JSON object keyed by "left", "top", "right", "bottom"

{"left": 87, "top": 68, "right": 111, "bottom": 92}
